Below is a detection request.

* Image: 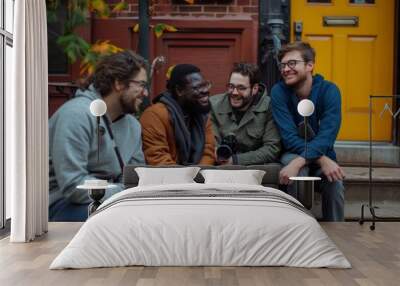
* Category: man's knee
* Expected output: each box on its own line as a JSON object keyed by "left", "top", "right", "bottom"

{"left": 321, "top": 180, "right": 345, "bottom": 202}
{"left": 320, "top": 180, "right": 345, "bottom": 221}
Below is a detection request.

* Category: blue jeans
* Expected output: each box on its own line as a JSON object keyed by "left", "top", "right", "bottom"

{"left": 281, "top": 152, "right": 345, "bottom": 222}
{"left": 49, "top": 198, "right": 89, "bottom": 222}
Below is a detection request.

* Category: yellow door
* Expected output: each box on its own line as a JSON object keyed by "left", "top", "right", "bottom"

{"left": 291, "top": 0, "right": 394, "bottom": 141}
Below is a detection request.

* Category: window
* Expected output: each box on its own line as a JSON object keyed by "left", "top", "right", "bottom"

{"left": 0, "top": 0, "right": 14, "bottom": 230}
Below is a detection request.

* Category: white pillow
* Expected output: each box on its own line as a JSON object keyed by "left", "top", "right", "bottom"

{"left": 135, "top": 167, "right": 200, "bottom": 186}
{"left": 200, "top": 169, "right": 266, "bottom": 185}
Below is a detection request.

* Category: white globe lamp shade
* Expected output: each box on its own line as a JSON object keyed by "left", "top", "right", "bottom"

{"left": 90, "top": 99, "right": 107, "bottom": 117}
{"left": 297, "top": 99, "right": 315, "bottom": 117}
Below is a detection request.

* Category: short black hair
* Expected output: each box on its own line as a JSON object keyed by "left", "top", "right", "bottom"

{"left": 166, "top": 64, "right": 201, "bottom": 92}
{"left": 230, "top": 62, "right": 261, "bottom": 86}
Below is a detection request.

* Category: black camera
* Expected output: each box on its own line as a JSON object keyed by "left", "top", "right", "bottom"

{"left": 216, "top": 135, "right": 237, "bottom": 161}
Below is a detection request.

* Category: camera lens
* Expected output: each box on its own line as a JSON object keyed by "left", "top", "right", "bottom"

{"left": 216, "top": 145, "right": 233, "bottom": 161}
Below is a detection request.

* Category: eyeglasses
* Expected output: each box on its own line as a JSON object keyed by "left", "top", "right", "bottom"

{"left": 226, "top": 83, "right": 250, "bottom": 94}
{"left": 128, "top": 79, "right": 148, "bottom": 90}
{"left": 277, "top": 60, "right": 306, "bottom": 71}
{"left": 188, "top": 80, "right": 212, "bottom": 94}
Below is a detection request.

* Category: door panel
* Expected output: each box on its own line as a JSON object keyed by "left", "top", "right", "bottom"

{"left": 291, "top": 0, "right": 394, "bottom": 141}
{"left": 307, "top": 36, "right": 333, "bottom": 80}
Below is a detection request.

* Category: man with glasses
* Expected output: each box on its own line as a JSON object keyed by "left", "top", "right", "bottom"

{"left": 209, "top": 62, "right": 281, "bottom": 165}
{"left": 271, "top": 41, "right": 345, "bottom": 221}
{"left": 49, "top": 50, "right": 148, "bottom": 221}
{"left": 140, "top": 64, "right": 215, "bottom": 165}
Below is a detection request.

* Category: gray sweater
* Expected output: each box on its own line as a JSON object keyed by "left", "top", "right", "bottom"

{"left": 49, "top": 85, "right": 144, "bottom": 206}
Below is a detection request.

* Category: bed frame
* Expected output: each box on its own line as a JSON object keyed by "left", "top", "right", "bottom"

{"left": 122, "top": 164, "right": 319, "bottom": 211}
{"left": 85, "top": 164, "right": 317, "bottom": 216}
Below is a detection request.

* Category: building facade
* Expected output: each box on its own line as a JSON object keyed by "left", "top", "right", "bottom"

{"left": 48, "top": 0, "right": 400, "bottom": 144}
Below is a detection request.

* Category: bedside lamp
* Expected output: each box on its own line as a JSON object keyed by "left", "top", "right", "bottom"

{"left": 290, "top": 99, "right": 321, "bottom": 210}
{"left": 89, "top": 99, "right": 107, "bottom": 162}
{"left": 297, "top": 99, "right": 315, "bottom": 160}
{"left": 78, "top": 99, "right": 113, "bottom": 216}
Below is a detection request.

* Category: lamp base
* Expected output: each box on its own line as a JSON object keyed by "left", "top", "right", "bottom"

{"left": 87, "top": 189, "right": 106, "bottom": 216}
{"left": 289, "top": 176, "right": 321, "bottom": 210}
{"left": 77, "top": 182, "right": 117, "bottom": 216}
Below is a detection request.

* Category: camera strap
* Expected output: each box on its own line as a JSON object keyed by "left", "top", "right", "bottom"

{"left": 102, "top": 115, "right": 125, "bottom": 174}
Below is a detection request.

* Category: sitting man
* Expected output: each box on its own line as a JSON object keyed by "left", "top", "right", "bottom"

{"left": 49, "top": 50, "right": 148, "bottom": 221}
{"left": 271, "top": 41, "right": 345, "bottom": 221}
{"left": 209, "top": 62, "right": 281, "bottom": 165}
{"left": 140, "top": 64, "right": 215, "bottom": 165}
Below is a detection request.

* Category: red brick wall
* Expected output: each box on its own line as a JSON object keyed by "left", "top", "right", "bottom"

{"left": 109, "top": 0, "right": 259, "bottom": 20}
{"left": 48, "top": 0, "right": 260, "bottom": 116}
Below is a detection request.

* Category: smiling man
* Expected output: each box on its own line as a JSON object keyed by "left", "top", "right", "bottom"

{"left": 271, "top": 42, "right": 345, "bottom": 221}
{"left": 140, "top": 64, "right": 215, "bottom": 165}
{"left": 49, "top": 50, "right": 148, "bottom": 221}
{"left": 209, "top": 62, "right": 281, "bottom": 165}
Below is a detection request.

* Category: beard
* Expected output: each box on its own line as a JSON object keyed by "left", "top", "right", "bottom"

{"left": 120, "top": 90, "right": 141, "bottom": 114}
{"left": 182, "top": 99, "right": 210, "bottom": 115}
{"left": 178, "top": 92, "right": 211, "bottom": 115}
{"left": 229, "top": 93, "right": 254, "bottom": 111}
{"left": 194, "top": 101, "right": 211, "bottom": 114}
{"left": 283, "top": 71, "right": 308, "bottom": 88}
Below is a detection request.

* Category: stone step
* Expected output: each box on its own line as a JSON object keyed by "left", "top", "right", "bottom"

{"left": 311, "top": 166, "right": 400, "bottom": 220}
{"left": 343, "top": 166, "right": 400, "bottom": 183}
{"left": 335, "top": 141, "right": 400, "bottom": 166}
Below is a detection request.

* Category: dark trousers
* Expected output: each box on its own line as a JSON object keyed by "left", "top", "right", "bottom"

{"left": 49, "top": 198, "right": 89, "bottom": 222}
{"left": 281, "top": 152, "right": 345, "bottom": 222}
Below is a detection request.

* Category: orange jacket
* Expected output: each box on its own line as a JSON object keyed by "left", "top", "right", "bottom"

{"left": 140, "top": 103, "right": 216, "bottom": 166}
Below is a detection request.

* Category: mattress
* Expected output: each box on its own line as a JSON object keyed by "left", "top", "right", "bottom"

{"left": 50, "top": 183, "right": 351, "bottom": 269}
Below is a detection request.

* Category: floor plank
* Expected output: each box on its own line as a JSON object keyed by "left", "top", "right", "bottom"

{"left": 0, "top": 222, "right": 399, "bottom": 286}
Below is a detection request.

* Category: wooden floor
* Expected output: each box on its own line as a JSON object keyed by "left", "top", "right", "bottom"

{"left": 0, "top": 222, "right": 399, "bottom": 286}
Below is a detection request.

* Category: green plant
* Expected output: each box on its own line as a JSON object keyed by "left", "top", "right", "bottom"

{"left": 133, "top": 23, "right": 177, "bottom": 38}
{"left": 47, "top": 0, "right": 129, "bottom": 76}
{"left": 47, "top": 0, "right": 179, "bottom": 77}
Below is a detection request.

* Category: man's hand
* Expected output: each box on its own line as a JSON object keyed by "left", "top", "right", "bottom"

{"left": 317, "top": 156, "right": 345, "bottom": 182}
{"left": 279, "top": 156, "right": 306, "bottom": 185}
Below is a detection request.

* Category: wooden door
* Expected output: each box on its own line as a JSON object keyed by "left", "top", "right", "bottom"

{"left": 291, "top": 0, "right": 395, "bottom": 141}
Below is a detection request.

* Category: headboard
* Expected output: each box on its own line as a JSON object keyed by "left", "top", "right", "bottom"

{"left": 123, "top": 163, "right": 282, "bottom": 189}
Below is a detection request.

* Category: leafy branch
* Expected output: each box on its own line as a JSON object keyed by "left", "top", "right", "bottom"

{"left": 46, "top": 0, "right": 179, "bottom": 77}
{"left": 133, "top": 23, "right": 178, "bottom": 38}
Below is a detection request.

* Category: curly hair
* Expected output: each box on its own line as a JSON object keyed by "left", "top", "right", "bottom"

{"left": 278, "top": 42, "right": 316, "bottom": 63}
{"left": 83, "top": 50, "right": 148, "bottom": 97}
{"left": 230, "top": 62, "right": 261, "bottom": 86}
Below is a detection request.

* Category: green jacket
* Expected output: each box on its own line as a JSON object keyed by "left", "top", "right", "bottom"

{"left": 210, "top": 89, "right": 281, "bottom": 165}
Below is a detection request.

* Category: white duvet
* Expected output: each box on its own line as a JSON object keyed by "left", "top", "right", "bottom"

{"left": 50, "top": 183, "right": 351, "bottom": 269}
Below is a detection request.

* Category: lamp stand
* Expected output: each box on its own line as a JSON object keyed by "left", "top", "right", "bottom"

{"left": 96, "top": 116, "right": 100, "bottom": 162}
{"left": 304, "top": 116, "right": 308, "bottom": 161}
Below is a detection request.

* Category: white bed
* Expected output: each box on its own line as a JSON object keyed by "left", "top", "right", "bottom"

{"left": 50, "top": 183, "right": 351, "bottom": 269}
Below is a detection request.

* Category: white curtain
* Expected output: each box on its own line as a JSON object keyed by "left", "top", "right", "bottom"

{"left": 7, "top": 0, "right": 48, "bottom": 242}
